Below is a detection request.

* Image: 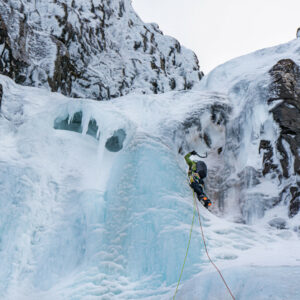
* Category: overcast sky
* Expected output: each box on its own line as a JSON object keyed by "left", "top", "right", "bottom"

{"left": 132, "top": 0, "right": 300, "bottom": 74}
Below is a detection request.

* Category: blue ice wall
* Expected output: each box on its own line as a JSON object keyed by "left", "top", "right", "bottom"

{"left": 0, "top": 136, "right": 208, "bottom": 299}
{"left": 103, "top": 136, "right": 205, "bottom": 288}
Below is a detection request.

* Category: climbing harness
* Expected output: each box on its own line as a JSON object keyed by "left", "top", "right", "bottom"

{"left": 173, "top": 191, "right": 235, "bottom": 300}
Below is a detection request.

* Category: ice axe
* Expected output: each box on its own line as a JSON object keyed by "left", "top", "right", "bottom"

{"left": 191, "top": 150, "right": 207, "bottom": 158}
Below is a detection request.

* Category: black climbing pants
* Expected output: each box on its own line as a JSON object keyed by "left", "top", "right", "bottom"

{"left": 190, "top": 181, "right": 211, "bottom": 208}
{"left": 190, "top": 181, "right": 204, "bottom": 200}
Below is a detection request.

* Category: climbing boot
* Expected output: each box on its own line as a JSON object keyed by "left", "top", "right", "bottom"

{"left": 198, "top": 194, "right": 212, "bottom": 208}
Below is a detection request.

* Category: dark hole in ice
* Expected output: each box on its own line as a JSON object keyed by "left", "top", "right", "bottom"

{"left": 54, "top": 111, "right": 99, "bottom": 139}
{"left": 268, "top": 217, "right": 287, "bottom": 229}
{"left": 54, "top": 111, "right": 83, "bottom": 133}
{"left": 105, "top": 129, "right": 126, "bottom": 152}
{"left": 86, "top": 119, "right": 99, "bottom": 139}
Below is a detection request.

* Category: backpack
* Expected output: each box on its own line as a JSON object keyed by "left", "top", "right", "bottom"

{"left": 196, "top": 161, "right": 207, "bottom": 178}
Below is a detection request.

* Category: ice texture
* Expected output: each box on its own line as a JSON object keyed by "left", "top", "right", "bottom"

{"left": 1, "top": 37, "right": 300, "bottom": 300}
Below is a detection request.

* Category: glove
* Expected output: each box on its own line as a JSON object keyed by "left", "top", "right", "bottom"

{"left": 190, "top": 150, "right": 197, "bottom": 155}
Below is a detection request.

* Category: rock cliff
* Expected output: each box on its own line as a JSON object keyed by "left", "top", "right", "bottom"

{"left": 0, "top": 0, "right": 203, "bottom": 100}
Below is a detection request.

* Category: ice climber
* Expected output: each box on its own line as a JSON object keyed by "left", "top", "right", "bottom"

{"left": 185, "top": 150, "right": 212, "bottom": 208}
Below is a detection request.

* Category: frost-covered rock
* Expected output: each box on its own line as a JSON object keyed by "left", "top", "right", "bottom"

{"left": 0, "top": 0, "right": 203, "bottom": 100}
{"left": 198, "top": 38, "right": 300, "bottom": 223}
{"left": 267, "top": 59, "right": 300, "bottom": 217}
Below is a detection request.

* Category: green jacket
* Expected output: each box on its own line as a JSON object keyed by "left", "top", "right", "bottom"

{"left": 185, "top": 152, "right": 204, "bottom": 185}
{"left": 184, "top": 153, "right": 197, "bottom": 173}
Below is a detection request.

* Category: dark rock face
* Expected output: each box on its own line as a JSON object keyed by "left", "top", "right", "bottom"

{"left": 265, "top": 59, "right": 300, "bottom": 217}
{"left": 259, "top": 140, "right": 277, "bottom": 176}
{"left": 0, "top": 0, "right": 203, "bottom": 100}
{"left": 0, "top": 83, "right": 2, "bottom": 109}
{"left": 0, "top": 15, "right": 29, "bottom": 84}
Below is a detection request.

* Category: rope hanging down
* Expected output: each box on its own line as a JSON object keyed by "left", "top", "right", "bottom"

{"left": 194, "top": 192, "right": 236, "bottom": 300}
{"left": 172, "top": 195, "right": 196, "bottom": 300}
{"left": 173, "top": 192, "right": 235, "bottom": 300}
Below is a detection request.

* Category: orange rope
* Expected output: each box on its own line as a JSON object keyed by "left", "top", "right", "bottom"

{"left": 193, "top": 192, "right": 236, "bottom": 300}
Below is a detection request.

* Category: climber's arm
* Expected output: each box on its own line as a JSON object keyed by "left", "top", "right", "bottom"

{"left": 184, "top": 152, "right": 193, "bottom": 169}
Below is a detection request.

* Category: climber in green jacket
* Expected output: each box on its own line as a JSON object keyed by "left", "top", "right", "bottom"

{"left": 185, "top": 150, "right": 212, "bottom": 208}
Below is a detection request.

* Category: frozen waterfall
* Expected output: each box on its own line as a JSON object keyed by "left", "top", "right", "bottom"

{"left": 1, "top": 36, "right": 300, "bottom": 300}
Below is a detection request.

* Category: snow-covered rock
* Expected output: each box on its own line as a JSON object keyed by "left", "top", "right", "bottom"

{"left": 198, "top": 38, "right": 300, "bottom": 223}
{"left": 0, "top": 0, "right": 202, "bottom": 100}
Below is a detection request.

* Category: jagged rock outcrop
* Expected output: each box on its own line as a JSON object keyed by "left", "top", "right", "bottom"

{"left": 262, "top": 59, "right": 300, "bottom": 217}
{"left": 176, "top": 101, "right": 231, "bottom": 155}
{"left": 0, "top": 0, "right": 203, "bottom": 100}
